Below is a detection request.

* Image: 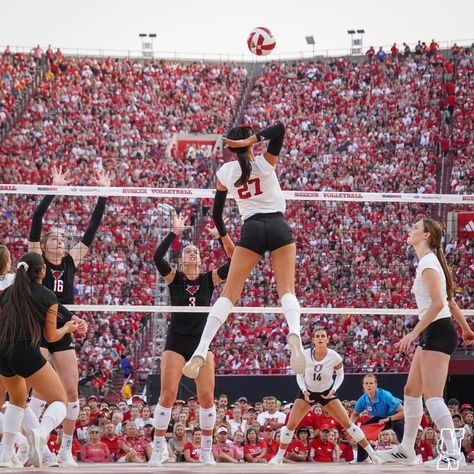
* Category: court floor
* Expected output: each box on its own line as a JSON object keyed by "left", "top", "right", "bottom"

{"left": 12, "top": 461, "right": 473, "bottom": 473}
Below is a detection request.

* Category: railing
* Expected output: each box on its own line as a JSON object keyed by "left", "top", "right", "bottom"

{"left": 1, "top": 38, "right": 472, "bottom": 63}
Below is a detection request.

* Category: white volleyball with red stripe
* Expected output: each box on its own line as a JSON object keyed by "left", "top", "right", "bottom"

{"left": 247, "top": 27, "right": 276, "bottom": 56}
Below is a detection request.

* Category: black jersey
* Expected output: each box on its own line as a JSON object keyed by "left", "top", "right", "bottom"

{"left": 168, "top": 270, "right": 215, "bottom": 336}
{"left": 42, "top": 254, "right": 76, "bottom": 328}
{"left": 43, "top": 254, "right": 76, "bottom": 304}
{"left": 0, "top": 282, "right": 57, "bottom": 343}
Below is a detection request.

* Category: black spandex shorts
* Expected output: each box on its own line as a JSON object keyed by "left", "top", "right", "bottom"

{"left": 164, "top": 332, "right": 203, "bottom": 362}
{"left": 419, "top": 318, "right": 458, "bottom": 355}
{"left": 238, "top": 212, "right": 295, "bottom": 256}
{"left": 296, "top": 386, "right": 338, "bottom": 407}
{"left": 40, "top": 333, "right": 75, "bottom": 353}
{"left": 0, "top": 341, "right": 47, "bottom": 378}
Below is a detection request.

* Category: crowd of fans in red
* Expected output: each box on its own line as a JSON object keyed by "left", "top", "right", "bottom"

{"left": 0, "top": 42, "right": 473, "bottom": 390}
{"left": 5, "top": 391, "right": 472, "bottom": 464}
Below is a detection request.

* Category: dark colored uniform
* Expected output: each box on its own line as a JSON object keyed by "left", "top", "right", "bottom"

{"left": 164, "top": 270, "right": 215, "bottom": 361}
{"left": 40, "top": 254, "right": 76, "bottom": 352}
{"left": 419, "top": 318, "right": 458, "bottom": 355}
{"left": 239, "top": 212, "right": 295, "bottom": 256}
{"left": 0, "top": 283, "right": 57, "bottom": 377}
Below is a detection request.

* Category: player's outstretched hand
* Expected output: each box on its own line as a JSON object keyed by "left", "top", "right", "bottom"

{"left": 205, "top": 218, "right": 230, "bottom": 240}
{"left": 172, "top": 210, "right": 192, "bottom": 236}
{"left": 93, "top": 170, "right": 112, "bottom": 187}
{"left": 51, "top": 165, "right": 73, "bottom": 186}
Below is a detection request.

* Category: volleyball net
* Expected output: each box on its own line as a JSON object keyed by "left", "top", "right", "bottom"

{"left": 1, "top": 185, "right": 473, "bottom": 378}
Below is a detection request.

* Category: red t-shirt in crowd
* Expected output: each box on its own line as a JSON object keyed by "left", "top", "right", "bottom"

{"left": 81, "top": 442, "right": 111, "bottom": 462}
{"left": 264, "top": 439, "right": 279, "bottom": 461}
{"left": 287, "top": 439, "right": 307, "bottom": 461}
{"left": 47, "top": 434, "right": 81, "bottom": 459}
{"left": 310, "top": 438, "right": 336, "bottom": 462}
{"left": 339, "top": 443, "right": 355, "bottom": 462}
{"left": 183, "top": 442, "right": 200, "bottom": 461}
{"left": 243, "top": 441, "right": 267, "bottom": 461}
{"left": 101, "top": 435, "right": 121, "bottom": 460}
{"left": 415, "top": 440, "right": 434, "bottom": 462}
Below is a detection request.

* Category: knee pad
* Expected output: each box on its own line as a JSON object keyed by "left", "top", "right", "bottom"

{"left": 347, "top": 424, "right": 365, "bottom": 443}
{"left": 403, "top": 395, "right": 423, "bottom": 419}
{"left": 199, "top": 406, "right": 216, "bottom": 431}
{"left": 281, "top": 293, "right": 300, "bottom": 312}
{"left": 66, "top": 401, "right": 80, "bottom": 421}
{"left": 280, "top": 426, "right": 294, "bottom": 445}
{"left": 208, "top": 297, "right": 233, "bottom": 325}
{"left": 425, "top": 397, "right": 450, "bottom": 425}
{"left": 154, "top": 403, "right": 172, "bottom": 431}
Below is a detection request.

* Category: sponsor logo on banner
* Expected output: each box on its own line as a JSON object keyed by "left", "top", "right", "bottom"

{"left": 457, "top": 213, "right": 474, "bottom": 239}
{"left": 382, "top": 194, "right": 402, "bottom": 199}
{"left": 38, "top": 186, "right": 58, "bottom": 192}
{"left": 0, "top": 185, "right": 17, "bottom": 191}
{"left": 322, "top": 192, "right": 364, "bottom": 199}
{"left": 461, "top": 196, "right": 474, "bottom": 202}
{"left": 419, "top": 194, "right": 442, "bottom": 201}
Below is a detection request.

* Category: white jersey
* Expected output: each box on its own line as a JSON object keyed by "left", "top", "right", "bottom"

{"left": 298, "top": 348, "right": 343, "bottom": 393}
{"left": 413, "top": 252, "right": 450, "bottom": 322}
{"left": 0, "top": 273, "right": 15, "bottom": 291}
{"left": 216, "top": 155, "right": 286, "bottom": 221}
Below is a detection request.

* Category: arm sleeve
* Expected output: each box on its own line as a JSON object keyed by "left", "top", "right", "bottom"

{"left": 81, "top": 197, "right": 107, "bottom": 247}
{"left": 296, "top": 373, "right": 307, "bottom": 392}
{"left": 29, "top": 195, "right": 55, "bottom": 241}
{"left": 332, "top": 367, "right": 344, "bottom": 392}
{"left": 216, "top": 261, "right": 230, "bottom": 280}
{"left": 212, "top": 189, "right": 228, "bottom": 237}
{"left": 255, "top": 122, "right": 285, "bottom": 156}
{"left": 153, "top": 232, "right": 176, "bottom": 276}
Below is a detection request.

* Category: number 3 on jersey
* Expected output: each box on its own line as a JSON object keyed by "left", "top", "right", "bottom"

{"left": 237, "top": 178, "right": 263, "bottom": 199}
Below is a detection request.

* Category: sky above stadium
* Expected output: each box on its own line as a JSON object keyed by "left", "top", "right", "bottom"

{"left": 2, "top": 0, "right": 473, "bottom": 59}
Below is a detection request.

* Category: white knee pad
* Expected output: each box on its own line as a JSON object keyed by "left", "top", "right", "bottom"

{"left": 66, "top": 401, "right": 80, "bottom": 421}
{"left": 199, "top": 406, "right": 216, "bottom": 431}
{"left": 404, "top": 395, "right": 423, "bottom": 419}
{"left": 208, "top": 297, "right": 233, "bottom": 325}
{"left": 425, "top": 397, "right": 450, "bottom": 425}
{"left": 347, "top": 423, "right": 365, "bottom": 443}
{"left": 154, "top": 403, "right": 172, "bottom": 431}
{"left": 280, "top": 426, "right": 294, "bottom": 445}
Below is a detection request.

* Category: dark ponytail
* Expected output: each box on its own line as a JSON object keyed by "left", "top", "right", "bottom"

{"left": 0, "top": 252, "right": 46, "bottom": 350}
{"left": 422, "top": 218, "right": 454, "bottom": 301}
{"left": 227, "top": 125, "right": 254, "bottom": 187}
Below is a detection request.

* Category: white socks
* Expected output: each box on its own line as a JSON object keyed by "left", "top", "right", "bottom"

{"left": 195, "top": 297, "right": 233, "bottom": 356}
{"left": 21, "top": 406, "right": 41, "bottom": 431}
{"left": 347, "top": 423, "right": 375, "bottom": 456}
{"left": 201, "top": 435, "right": 213, "bottom": 452}
{"left": 281, "top": 293, "right": 301, "bottom": 335}
{"left": 1, "top": 404, "right": 24, "bottom": 459}
{"left": 401, "top": 395, "right": 423, "bottom": 453}
{"left": 426, "top": 397, "right": 457, "bottom": 454}
{"left": 40, "top": 401, "right": 66, "bottom": 439}
{"left": 28, "top": 396, "right": 46, "bottom": 418}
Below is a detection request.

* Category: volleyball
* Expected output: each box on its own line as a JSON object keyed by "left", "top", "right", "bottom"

{"left": 247, "top": 27, "right": 276, "bottom": 56}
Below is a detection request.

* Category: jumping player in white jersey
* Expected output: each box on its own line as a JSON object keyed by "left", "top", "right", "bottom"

{"left": 379, "top": 218, "right": 474, "bottom": 469}
{"left": 182, "top": 123, "right": 305, "bottom": 379}
{"left": 268, "top": 329, "right": 384, "bottom": 465}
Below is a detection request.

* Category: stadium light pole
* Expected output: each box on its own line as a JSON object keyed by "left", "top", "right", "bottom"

{"left": 357, "top": 29, "right": 365, "bottom": 54}
{"left": 305, "top": 35, "right": 315, "bottom": 57}
{"left": 347, "top": 30, "right": 355, "bottom": 55}
{"left": 139, "top": 33, "right": 157, "bottom": 59}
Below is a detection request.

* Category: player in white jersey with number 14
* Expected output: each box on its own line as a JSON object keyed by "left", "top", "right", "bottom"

{"left": 268, "top": 329, "right": 385, "bottom": 465}
{"left": 182, "top": 122, "right": 306, "bottom": 379}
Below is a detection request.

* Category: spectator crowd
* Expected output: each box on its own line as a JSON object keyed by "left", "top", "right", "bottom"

{"left": 0, "top": 42, "right": 473, "bottom": 391}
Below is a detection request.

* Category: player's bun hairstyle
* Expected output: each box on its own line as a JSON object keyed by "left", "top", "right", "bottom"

{"left": 0, "top": 245, "right": 10, "bottom": 275}
{"left": 422, "top": 218, "right": 454, "bottom": 301}
{"left": 0, "top": 252, "right": 46, "bottom": 350}
{"left": 227, "top": 125, "right": 254, "bottom": 187}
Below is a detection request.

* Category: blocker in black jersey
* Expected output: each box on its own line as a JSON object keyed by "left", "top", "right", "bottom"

{"left": 0, "top": 282, "right": 56, "bottom": 377}
{"left": 41, "top": 253, "right": 76, "bottom": 352}
{"left": 165, "top": 270, "right": 215, "bottom": 360}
